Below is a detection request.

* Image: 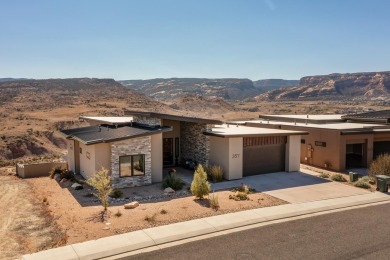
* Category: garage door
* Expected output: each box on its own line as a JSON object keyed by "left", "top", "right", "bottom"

{"left": 243, "top": 136, "right": 286, "bottom": 176}
{"left": 374, "top": 141, "right": 390, "bottom": 159}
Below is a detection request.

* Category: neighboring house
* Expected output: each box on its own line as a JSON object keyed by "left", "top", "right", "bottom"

{"left": 61, "top": 112, "right": 307, "bottom": 188}
{"left": 234, "top": 110, "right": 390, "bottom": 172}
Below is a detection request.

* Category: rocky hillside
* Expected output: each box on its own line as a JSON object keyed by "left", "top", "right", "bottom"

{"left": 167, "top": 94, "right": 238, "bottom": 115}
{"left": 256, "top": 71, "right": 390, "bottom": 101}
{"left": 119, "top": 78, "right": 297, "bottom": 101}
{"left": 253, "top": 79, "right": 299, "bottom": 92}
{"left": 0, "top": 78, "right": 169, "bottom": 163}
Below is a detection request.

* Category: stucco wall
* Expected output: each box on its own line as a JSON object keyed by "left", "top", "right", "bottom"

{"left": 180, "top": 122, "right": 212, "bottom": 166}
{"left": 79, "top": 142, "right": 96, "bottom": 179}
{"left": 285, "top": 135, "right": 300, "bottom": 172}
{"left": 94, "top": 143, "right": 111, "bottom": 173}
{"left": 151, "top": 133, "right": 163, "bottom": 183}
{"left": 111, "top": 136, "right": 152, "bottom": 188}
{"left": 67, "top": 139, "right": 75, "bottom": 173}
{"left": 228, "top": 137, "right": 243, "bottom": 180}
{"left": 209, "top": 136, "right": 230, "bottom": 179}
{"left": 16, "top": 162, "right": 67, "bottom": 179}
{"left": 209, "top": 136, "right": 243, "bottom": 180}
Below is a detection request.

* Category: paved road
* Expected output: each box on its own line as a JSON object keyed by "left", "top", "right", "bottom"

{"left": 122, "top": 203, "right": 390, "bottom": 260}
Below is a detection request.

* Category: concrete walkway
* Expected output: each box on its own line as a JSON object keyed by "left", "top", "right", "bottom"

{"left": 23, "top": 192, "right": 390, "bottom": 260}
{"left": 177, "top": 168, "right": 370, "bottom": 203}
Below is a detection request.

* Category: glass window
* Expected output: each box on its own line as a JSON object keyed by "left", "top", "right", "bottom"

{"left": 119, "top": 155, "right": 145, "bottom": 177}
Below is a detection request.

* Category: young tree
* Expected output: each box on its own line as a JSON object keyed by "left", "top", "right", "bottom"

{"left": 190, "top": 164, "right": 210, "bottom": 199}
{"left": 86, "top": 167, "right": 112, "bottom": 212}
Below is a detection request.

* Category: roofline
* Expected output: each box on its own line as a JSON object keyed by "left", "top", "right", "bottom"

{"left": 79, "top": 116, "right": 133, "bottom": 125}
{"left": 65, "top": 126, "right": 172, "bottom": 145}
{"left": 203, "top": 131, "right": 308, "bottom": 138}
{"left": 259, "top": 114, "right": 345, "bottom": 124}
{"left": 124, "top": 110, "right": 223, "bottom": 125}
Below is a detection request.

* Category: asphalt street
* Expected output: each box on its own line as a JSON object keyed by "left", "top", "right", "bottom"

{"left": 122, "top": 203, "right": 390, "bottom": 260}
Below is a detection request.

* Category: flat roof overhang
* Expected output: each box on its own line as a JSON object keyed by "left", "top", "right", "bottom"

{"left": 203, "top": 125, "right": 308, "bottom": 138}
{"left": 124, "top": 110, "right": 223, "bottom": 125}
{"left": 259, "top": 114, "right": 345, "bottom": 124}
{"left": 79, "top": 116, "right": 134, "bottom": 125}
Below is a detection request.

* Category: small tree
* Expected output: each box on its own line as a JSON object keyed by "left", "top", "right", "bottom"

{"left": 190, "top": 164, "right": 210, "bottom": 199}
{"left": 86, "top": 167, "right": 112, "bottom": 212}
{"left": 369, "top": 154, "right": 390, "bottom": 177}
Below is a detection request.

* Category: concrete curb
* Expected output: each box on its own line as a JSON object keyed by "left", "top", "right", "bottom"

{"left": 22, "top": 192, "right": 390, "bottom": 260}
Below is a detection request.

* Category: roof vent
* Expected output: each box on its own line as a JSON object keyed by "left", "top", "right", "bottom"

{"left": 98, "top": 126, "right": 101, "bottom": 132}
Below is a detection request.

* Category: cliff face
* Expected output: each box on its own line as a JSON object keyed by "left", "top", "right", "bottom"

{"left": 256, "top": 71, "right": 390, "bottom": 101}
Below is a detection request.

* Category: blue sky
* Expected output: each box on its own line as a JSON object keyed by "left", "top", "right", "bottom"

{"left": 0, "top": 0, "right": 389, "bottom": 80}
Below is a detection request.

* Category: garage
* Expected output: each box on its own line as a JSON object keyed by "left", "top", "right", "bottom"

{"left": 374, "top": 141, "right": 390, "bottom": 159}
{"left": 243, "top": 136, "right": 286, "bottom": 176}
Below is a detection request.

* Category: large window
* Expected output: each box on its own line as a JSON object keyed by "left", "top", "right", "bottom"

{"left": 119, "top": 155, "right": 145, "bottom": 177}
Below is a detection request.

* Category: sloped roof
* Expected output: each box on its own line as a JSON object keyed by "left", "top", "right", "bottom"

{"left": 61, "top": 124, "right": 171, "bottom": 145}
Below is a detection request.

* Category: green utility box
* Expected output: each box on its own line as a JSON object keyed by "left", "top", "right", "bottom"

{"left": 376, "top": 175, "right": 390, "bottom": 193}
{"left": 349, "top": 172, "right": 359, "bottom": 182}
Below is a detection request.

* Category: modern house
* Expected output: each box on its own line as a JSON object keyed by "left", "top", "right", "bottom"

{"left": 61, "top": 112, "right": 307, "bottom": 188}
{"left": 234, "top": 110, "right": 390, "bottom": 172}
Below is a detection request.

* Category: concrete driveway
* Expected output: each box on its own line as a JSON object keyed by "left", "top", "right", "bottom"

{"left": 176, "top": 168, "right": 370, "bottom": 203}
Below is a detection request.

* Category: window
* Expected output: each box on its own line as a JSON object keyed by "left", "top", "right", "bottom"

{"left": 301, "top": 139, "right": 306, "bottom": 144}
{"left": 315, "top": 141, "right": 326, "bottom": 147}
{"left": 120, "top": 155, "right": 145, "bottom": 177}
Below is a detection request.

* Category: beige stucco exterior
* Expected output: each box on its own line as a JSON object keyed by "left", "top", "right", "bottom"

{"left": 285, "top": 135, "right": 300, "bottom": 172}
{"left": 151, "top": 133, "right": 163, "bottom": 182}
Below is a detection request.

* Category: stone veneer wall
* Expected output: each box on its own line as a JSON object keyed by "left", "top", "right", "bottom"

{"left": 111, "top": 136, "right": 152, "bottom": 188}
{"left": 180, "top": 122, "right": 213, "bottom": 166}
{"left": 133, "top": 116, "right": 161, "bottom": 126}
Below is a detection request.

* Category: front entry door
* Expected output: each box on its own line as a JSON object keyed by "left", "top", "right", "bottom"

{"left": 163, "top": 138, "right": 174, "bottom": 166}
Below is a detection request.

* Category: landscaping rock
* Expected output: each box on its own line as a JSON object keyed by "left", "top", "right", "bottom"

{"left": 60, "top": 178, "right": 68, "bottom": 184}
{"left": 164, "top": 187, "right": 175, "bottom": 194}
{"left": 71, "top": 183, "right": 83, "bottom": 189}
{"left": 124, "top": 201, "right": 139, "bottom": 209}
{"left": 54, "top": 174, "right": 61, "bottom": 182}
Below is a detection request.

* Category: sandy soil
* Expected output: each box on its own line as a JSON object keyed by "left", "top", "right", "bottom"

{"left": 0, "top": 167, "right": 65, "bottom": 260}
{"left": 26, "top": 177, "right": 287, "bottom": 245}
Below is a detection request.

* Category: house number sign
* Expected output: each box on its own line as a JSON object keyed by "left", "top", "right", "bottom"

{"left": 232, "top": 153, "right": 240, "bottom": 158}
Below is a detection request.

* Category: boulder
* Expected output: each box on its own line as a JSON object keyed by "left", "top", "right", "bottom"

{"left": 124, "top": 201, "right": 139, "bottom": 209}
{"left": 71, "top": 183, "right": 82, "bottom": 189}
{"left": 54, "top": 174, "right": 61, "bottom": 182}
{"left": 164, "top": 187, "right": 175, "bottom": 194}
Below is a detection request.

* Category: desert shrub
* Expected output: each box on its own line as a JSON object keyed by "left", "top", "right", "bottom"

{"left": 234, "top": 184, "right": 255, "bottom": 194}
{"left": 331, "top": 174, "right": 347, "bottom": 182}
{"left": 229, "top": 191, "right": 249, "bottom": 201}
{"left": 369, "top": 154, "right": 390, "bottom": 177}
{"left": 190, "top": 164, "right": 210, "bottom": 199}
{"left": 361, "top": 176, "right": 375, "bottom": 184}
{"left": 208, "top": 165, "right": 224, "bottom": 183}
{"left": 319, "top": 173, "right": 330, "bottom": 179}
{"left": 109, "top": 188, "right": 123, "bottom": 198}
{"left": 209, "top": 192, "right": 220, "bottom": 211}
{"left": 160, "top": 209, "right": 168, "bottom": 214}
{"left": 354, "top": 180, "right": 371, "bottom": 189}
{"left": 86, "top": 167, "right": 112, "bottom": 212}
{"left": 162, "top": 173, "right": 185, "bottom": 191}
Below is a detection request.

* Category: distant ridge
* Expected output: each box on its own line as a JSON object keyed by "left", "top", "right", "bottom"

{"left": 255, "top": 71, "right": 390, "bottom": 101}
{"left": 119, "top": 78, "right": 298, "bottom": 101}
